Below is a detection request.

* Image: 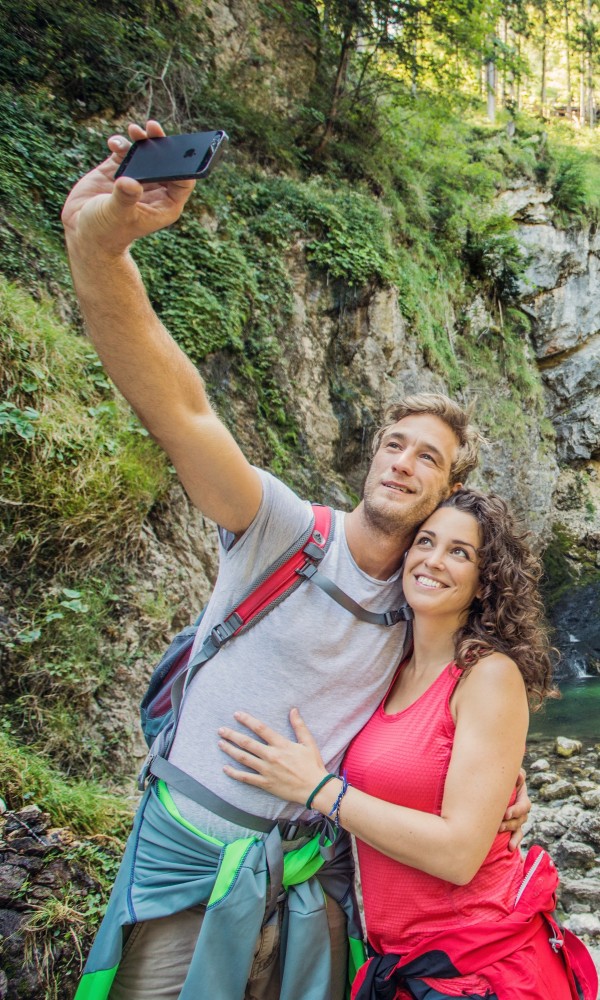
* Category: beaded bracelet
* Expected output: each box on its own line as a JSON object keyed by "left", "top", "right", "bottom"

{"left": 328, "top": 770, "right": 350, "bottom": 827}
{"left": 305, "top": 773, "right": 337, "bottom": 810}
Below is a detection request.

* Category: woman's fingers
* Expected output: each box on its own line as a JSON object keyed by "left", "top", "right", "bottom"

{"left": 289, "top": 707, "right": 320, "bottom": 750}
{"left": 222, "top": 764, "right": 265, "bottom": 787}
{"left": 232, "top": 711, "right": 283, "bottom": 746}
{"left": 218, "top": 724, "right": 271, "bottom": 757}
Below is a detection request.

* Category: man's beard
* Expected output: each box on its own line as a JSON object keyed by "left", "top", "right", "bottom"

{"left": 362, "top": 476, "right": 449, "bottom": 539}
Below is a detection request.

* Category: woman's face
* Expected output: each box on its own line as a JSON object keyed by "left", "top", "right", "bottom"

{"left": 403, "top": 506, "right": 482, "bottom": 621}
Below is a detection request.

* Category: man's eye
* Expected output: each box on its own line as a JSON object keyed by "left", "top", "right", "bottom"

{"left": 421, "top": 453, "right": 435, "bottom": 463}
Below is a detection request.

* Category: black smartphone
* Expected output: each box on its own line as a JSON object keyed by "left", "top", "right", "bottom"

{"left": 114, "top": 131, "right": 228, "bottom": 183}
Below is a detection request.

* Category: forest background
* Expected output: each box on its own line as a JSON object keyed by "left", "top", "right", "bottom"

{"left": 2, "top": 0, "right": 600, "bottom": 996}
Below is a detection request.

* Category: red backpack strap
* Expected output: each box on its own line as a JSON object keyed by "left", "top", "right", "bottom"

{"left": 212, "top": 503, "right": 332, "bottom": 644}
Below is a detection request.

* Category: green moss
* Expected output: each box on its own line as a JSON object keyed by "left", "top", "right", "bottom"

{"left": 0, "top": 278, "right": 170, "bottom": 571}
{"left": 2, "top": 574, "right": 137, "bottom": 775}
{"left": 0, "top": 731, "right": 131, "bottom": 837}
{"left": 542, "top": 524, "right": 599, "bottom": 608}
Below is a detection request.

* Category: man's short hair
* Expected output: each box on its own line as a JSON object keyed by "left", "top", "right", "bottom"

{"left": 371, "top": 392, "right": 483, "bottom": 486}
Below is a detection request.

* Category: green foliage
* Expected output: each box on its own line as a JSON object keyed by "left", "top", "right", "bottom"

{"left": 551, "top": 154, "right": 588, "bottom": 217}
{"left": 541, "top": 526, "right": 581, "bottom": 608}
{"left": 0, "top": 731, "right": 131, "bottom": 837}
{"left": 0, "top": 278, "right": 170, "bottom": 571}
{"left": 463, "top": 213, "right": 526, "bottom": 302}
{"left": 304, "top": 191, "right": 395, "bottom": 285}
{"left": 0, "top": 400, "right": 40, "bottom": 440}
{"left": 0, "top": 87, "right": 101, "bottom": 292}
{"left": 0, "top": 0, "right": 201, "bottom": 116}
{"left": 132, "top": 165, "right": 399, "bottom": 470}
{"left": 0, "top": 281, "right": 172, "bottom": 775}
{"left": 3, "top": 577, "right": 117, "bottom": 768}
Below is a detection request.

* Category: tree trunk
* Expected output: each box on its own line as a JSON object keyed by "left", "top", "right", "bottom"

{"left": 411, "top": 37, "right": 419, "bottom": 97}
{"left": 313, "top": 15, "right": 356, "bottom": 158}
{"left": 516, "top": 33, "right": 522, "bottom": 110}
{"left": 565, "top": 1, "right": 572, "bottom": 116}
{"left": 540, "top": 5, "right": 548, "bottom": 115}
{"left": 502, "top": 17, "right": 509, "bottom": 106}
{"left": 587, "top": 0, "right": 594, "bottom": 126}
{"left": 580, "top": 0, "right": 586, "bottom": 124}
{"left": 486, "top": 57, "right": 496, "bottom": 121}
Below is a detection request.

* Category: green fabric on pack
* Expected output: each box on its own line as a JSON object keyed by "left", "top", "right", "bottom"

{"left": 76, "top": 785, "right": 361, "bottom": 1000}
{"left": 74, "top": 964, "right": 118, "bottom": 1000}
{"left": 282, "top": 832, "right": 328, "bottom": 888}
{"left": 158, "top": 775, "right": 331, "bottom": 901}
{"left": 156, "top": 778, "right": 224, "bottom": 846}
{"left": 207, "top": 838, "right": 258, "bottom": 907}
{"left": 348, "top": 935, "right": 368, "bottom": 981}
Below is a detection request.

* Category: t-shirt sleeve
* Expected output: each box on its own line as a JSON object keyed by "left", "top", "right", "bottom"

{"left": 217, "top": 469, "right": 313, "bottom": 583}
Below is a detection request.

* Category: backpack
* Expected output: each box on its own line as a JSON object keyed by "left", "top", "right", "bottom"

{"left": 140, "top": 504, "right": 332, "bottom": 750}
{"left": 138, "top": 503, "right": 413, "bottom": 796}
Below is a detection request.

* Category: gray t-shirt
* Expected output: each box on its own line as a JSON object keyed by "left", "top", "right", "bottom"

{"left": 169, "top": 470, "right": 407, "bottom": 841}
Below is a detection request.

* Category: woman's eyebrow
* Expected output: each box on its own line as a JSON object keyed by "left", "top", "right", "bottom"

{"left": 451, "top": 538, "right": 478, "bottom": 551}
{"left": 417, "top": 529, "right": 478, "bottom": 552}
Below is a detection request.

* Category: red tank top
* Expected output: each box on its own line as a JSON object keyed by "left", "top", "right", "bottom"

{"left": 343, "top": 662, "right": 524, "bottom": 960}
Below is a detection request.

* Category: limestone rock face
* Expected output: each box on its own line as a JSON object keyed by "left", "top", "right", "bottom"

{"left": 496, "top": 181, "right": 553, "bottom": 222}
{"left": 279, "top": 261, "right": 446, "bottom": 498}
{"left": 504, "top": 193, "right": 600, "bottom": 463}
{"left": 272, "top": 250, "right": 558, "bottom": 533}
{"left": 205, "top": 1, "right": 317, "bottom": 111}
{"left": 543, "top": 461, "right": 600, "bottom": 678}
{"left": 498, "top": 181, "right": 600, "bottom": 677}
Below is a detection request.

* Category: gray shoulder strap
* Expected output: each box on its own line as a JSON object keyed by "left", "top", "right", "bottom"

{"left": 297, "top": 562, "right": 413, "bottom": 627}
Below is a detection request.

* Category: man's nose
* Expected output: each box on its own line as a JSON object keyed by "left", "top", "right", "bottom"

{"left": 392, "top": 447, "right": 416, "bottom": 475}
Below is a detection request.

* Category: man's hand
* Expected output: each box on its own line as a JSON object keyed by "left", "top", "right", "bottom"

{"left": 499, "top": 768, "right": 531, "bottom": 851}
{"left": 61, "top": 120, "right": 195, "bottom": 258}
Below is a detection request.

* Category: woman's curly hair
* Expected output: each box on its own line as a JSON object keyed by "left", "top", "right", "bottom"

{"left": 438, "top": 489, "right": 558, "bottom": 708}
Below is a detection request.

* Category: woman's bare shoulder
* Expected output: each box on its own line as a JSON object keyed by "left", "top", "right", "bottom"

{"left": 458, "top": 652, "right": 526, "bottom": 701}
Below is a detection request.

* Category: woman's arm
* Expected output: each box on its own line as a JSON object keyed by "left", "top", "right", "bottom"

{"left": 219, "top": 653, "right": 528, "bottom": 885}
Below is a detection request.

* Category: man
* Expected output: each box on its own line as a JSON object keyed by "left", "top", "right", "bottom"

{"left": 63, "top": 121, "right": 529, "bottom": 1000}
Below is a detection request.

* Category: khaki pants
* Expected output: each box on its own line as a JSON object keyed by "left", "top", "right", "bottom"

{"left": 109, "top": 893, "right": 348, "bottom": 1000}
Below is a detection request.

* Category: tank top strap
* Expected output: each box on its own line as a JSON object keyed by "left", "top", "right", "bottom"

{"left": 441, "top": 661, "right": 464, "bottom": 708}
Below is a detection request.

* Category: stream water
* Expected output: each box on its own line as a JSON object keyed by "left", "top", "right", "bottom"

{"left": 528, "top": 676, "right": 600, "bottom": 744}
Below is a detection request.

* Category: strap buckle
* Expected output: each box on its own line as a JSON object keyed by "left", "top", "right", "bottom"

{"left": 297, "top": 560, "right": 318, "bottom": 580}
{"left": 303, "top": 540, "right": 326, "bottom": 561}
{"left": 210, "top": 613, "right": 242, "bottom": 648}
{"left": 137, "top": 752, "right": 155, "bottom": 791}
{"left": 383, "top": 606, "right": 414, "bottom": 626}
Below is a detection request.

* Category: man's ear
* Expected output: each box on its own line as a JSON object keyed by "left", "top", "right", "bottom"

{"left": 449, "top": 481, "right": 463, "bottom": 495}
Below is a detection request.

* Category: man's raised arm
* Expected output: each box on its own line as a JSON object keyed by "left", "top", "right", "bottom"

{"left": 62, "top": 120, "right": 262, "bottom": 534}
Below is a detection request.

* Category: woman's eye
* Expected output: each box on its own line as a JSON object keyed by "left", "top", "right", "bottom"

{"left": 415, "top": 535, "right": 431, "bottom": 546}
{"left": 452, "top": 547, "right": 469, "bottom": 559}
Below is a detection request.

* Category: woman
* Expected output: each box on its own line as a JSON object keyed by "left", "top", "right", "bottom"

{"left": 218, "top": 490, "right": 598, "bottom": 1000}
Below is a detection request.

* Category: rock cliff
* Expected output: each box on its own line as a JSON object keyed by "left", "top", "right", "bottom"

{"left": 498, "top": 180, "right": 600, "bottom": 677}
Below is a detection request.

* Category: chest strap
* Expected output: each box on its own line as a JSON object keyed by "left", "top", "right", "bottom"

{"left": 297, "top": 561, "right": 413, "bottom": 626}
